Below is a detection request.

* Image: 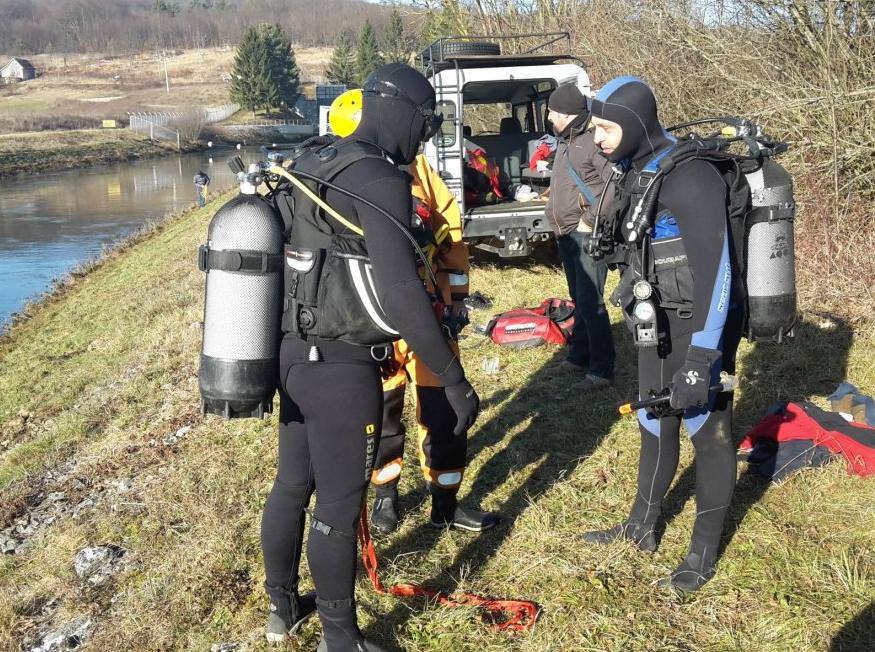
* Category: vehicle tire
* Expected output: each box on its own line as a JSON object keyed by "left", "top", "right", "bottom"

{"left": 425, "top": 41, "right": 501, "bottom": 63}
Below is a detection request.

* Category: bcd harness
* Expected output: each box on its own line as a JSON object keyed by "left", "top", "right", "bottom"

{"left": 261, "top": 139, "right": 449, "bottom": 349}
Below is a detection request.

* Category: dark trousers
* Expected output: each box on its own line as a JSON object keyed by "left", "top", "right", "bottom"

{"left": 556, "top": 231, "right": 615, "bottom": 379}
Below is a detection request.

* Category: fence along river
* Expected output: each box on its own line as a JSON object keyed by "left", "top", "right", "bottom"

{"left": 0, "top": 146, "right": 263, "bottom": 331}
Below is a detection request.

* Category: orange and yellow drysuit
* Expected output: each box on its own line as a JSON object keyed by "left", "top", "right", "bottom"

{"left": 371, "top": 154, "right": 471, "bottom": 491}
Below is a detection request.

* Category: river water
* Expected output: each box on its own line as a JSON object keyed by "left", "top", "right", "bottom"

{"left": 0, "top": 146, "right": 264, "bottom": 330}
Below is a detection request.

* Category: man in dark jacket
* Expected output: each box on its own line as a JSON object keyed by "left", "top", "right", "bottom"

{"left": 543, "top": 84, "right": 615, "bottom": 391}
{"left": 193, "top": 170, "right": 210, "bottom": 207}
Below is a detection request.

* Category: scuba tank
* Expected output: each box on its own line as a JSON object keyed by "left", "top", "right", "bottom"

{"left": 742, "top": 156, "right": 796, "bottom": 342}
{"left": 198, "top": 161, "right": 284, "bottom": 418}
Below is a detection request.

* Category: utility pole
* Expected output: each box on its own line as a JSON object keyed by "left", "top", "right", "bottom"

{"left": 163, "top": 50, "right": 170, "bottom": 93}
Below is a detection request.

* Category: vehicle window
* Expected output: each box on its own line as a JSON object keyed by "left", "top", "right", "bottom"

{"left": 513, "top": 104, "right": 533, "bottom": 132}
{"left": 434, "top": 100, "right": 457, "bottom": 148}
{"left": 463, "top": 103, "right": 511, "bottom": 135}
{"left": 535, "top": 99, "right": 547, "bottom": 131}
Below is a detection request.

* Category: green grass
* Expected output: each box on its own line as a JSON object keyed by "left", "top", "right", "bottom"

{"left": 1, "top": 194, "right": 874, "bottom": 652}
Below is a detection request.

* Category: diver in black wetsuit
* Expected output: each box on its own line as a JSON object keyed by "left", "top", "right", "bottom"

{"left": 259, "top": 63, "right": 479, "bottom": 651}
{"left": 582, "top": 77, "right": 743, "bottom": 593}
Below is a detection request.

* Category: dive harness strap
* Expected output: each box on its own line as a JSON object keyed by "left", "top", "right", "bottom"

{"left": 306, "top": 509, "right": 357, "bottom": 542}
{"left": 358, "top": 504, "right": 540, "bottom": 632}
{"left": 198, "top": 246, "right": 283, "bottom": 274}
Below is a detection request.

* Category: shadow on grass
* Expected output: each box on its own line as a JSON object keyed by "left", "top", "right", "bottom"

{"left": 657, "top": 314, "right": 854, "bottom": 573}
{"left": 830, "top": 600, "right": 875, "bottom": 652}
{"left": 361, "top": 317, "right": 633, "bottom": 646}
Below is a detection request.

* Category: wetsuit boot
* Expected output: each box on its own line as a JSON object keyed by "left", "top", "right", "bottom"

{"left": 428, "top": 484, "right": 499, "bottom": 532}
{"left": 315, "top": 599, "right": 394, "bottom": 652}
{"left": 661, "top": 414, "right": 736, "bottom": 593}
{"left": 582, "top": 517, "right": 657, "bottom": 552}
{"left": 659, "top": 536, "right": 721, "bottom": 593}
{"left": 264, "top": 583, "right": 318, "bottom": 643}
{"left": 581, "top": 484, "right": 659, "bottom": 552}
{"left": 370, "top": 479, "right": 400, "bottom": 534}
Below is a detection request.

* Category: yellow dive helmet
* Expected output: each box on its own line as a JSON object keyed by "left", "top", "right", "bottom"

{"left": 329, "top": 89, "right": 363, "bottom": 137}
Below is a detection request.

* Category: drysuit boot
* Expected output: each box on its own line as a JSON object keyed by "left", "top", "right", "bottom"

{"left": 428, "top": 484, "right": 499, "bottom": 532}
{"left": 315, "top": 600, "right": 394, "bottom": 652}
{"left": 582, "top": 518, "right": 657, "bottom": 552}
{"left": 264, "top": 583, "right": 317, "bottom": 643}
{"left": 659, "top": 537, "right": 720, "bottom": 593}
{"left": 370, "top": 479, "right": 400, "bottom": 535}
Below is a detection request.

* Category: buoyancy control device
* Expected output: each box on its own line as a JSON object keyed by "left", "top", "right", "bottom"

{"left": 595, "top": 117, "right": 796, "bottom": 344}
{"left": 198, "top": 160, "right": 285, "bottom": 419}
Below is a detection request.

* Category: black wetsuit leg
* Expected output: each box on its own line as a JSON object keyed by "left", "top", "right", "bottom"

{"left": 262, "top": 336, "right": 383, "bottom": 649}
{"left": 633, "top": 309, "right": 742, "bottom": 589}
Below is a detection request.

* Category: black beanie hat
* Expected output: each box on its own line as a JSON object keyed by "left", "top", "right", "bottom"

{"left": 548, "top": 84, "right": 588, "bottom": 115}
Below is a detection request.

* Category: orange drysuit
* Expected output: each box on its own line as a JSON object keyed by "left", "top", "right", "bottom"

{"left": 371, "top": 154, "right": 471, "bottom": 490}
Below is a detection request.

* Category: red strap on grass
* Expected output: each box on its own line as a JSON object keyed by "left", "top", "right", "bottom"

{"left": 357, "top": 505, "right": 539, "bottom": 632}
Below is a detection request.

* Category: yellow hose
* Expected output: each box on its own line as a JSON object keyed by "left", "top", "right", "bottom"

{"left": 269, "top": 165, "right": 364, "bottom": 236}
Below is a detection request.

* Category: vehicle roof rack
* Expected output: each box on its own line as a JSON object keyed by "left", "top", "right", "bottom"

{"left": 418, "top": 32, "right": 584, "bottom": 75}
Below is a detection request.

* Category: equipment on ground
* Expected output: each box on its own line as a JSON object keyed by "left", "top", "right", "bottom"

{"left": 484, "top": 298, "right": 575, "bottom": 348}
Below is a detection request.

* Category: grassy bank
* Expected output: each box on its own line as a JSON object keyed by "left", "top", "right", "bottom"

{"left": 1, "top": 194, "right": 874, "bottom": 652}
{"left": 0, "top": 128, "right": 183, "bottom": 179}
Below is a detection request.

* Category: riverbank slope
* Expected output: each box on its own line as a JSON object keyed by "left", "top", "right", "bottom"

{"left": 0, "top": 129, "right": 181, "bottom": 179}
{"left": 1, "top": 191, "right": 873, "bottom": 651}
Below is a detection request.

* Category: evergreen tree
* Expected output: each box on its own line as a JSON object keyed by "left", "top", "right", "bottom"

{"left": 259, "top": 23, "right": 300, "bottom": 110}
{"left": 229, "top": 27, "right": 273, "bottom": 117}
{"left": 356, "top": 19, "right": 384, "bottom": 85}
{"left": 382, "top": 8, "right": 410, "bottom": 65}
{"left": 326, "top": 31, "right": 356, "bottom": 87}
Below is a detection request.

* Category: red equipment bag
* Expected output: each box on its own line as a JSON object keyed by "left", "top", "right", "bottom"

{"left": 486, "top": 298, "right": 575, "bottom": 348}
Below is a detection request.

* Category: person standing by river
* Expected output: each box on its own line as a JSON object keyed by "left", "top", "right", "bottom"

{"left": 193, "top": 170, "right": 210, "bottom": 207}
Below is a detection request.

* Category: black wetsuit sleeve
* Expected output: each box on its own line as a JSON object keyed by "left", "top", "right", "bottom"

{"left": 329, "top": 161, "right": 465, "bottom": 386}
{"left": 659, "top": 160, "right": 731, "bottom": 347}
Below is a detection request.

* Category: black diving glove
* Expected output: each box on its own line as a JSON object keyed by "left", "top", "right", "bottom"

{"left": 669, "top": 345, "right": 722, "bottom": 410}
{"left": 445, "top": 379, "right": 480, "bottom": 436}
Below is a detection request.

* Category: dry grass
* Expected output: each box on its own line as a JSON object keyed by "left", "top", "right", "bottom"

{"left": 1, "top": 189, "right": 873, "bottom": 651}
{"left": 0, "top": 45, "right": 332, "bottom": 135}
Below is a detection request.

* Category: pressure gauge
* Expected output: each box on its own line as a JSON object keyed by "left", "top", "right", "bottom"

{"left": 633, "top": 280, "right": 653, "bottom": 301}
{"left": 633, "top": 300, "right": 655, "bottom": 322}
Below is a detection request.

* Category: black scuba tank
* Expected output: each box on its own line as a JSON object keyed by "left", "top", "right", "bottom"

{"left": 743, "top": 157, "right": 796, "bottom": 342}
{"left": 198, "top": 180, "right": 284, "bottom": 418}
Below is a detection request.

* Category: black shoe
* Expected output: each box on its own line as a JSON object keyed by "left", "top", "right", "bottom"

{"left": 430, "top": 504, "right": 499, "bottom": 532}
{"left": 582, "top": 520, "right": 657, "bottom": 553}
{"left": 265, "top": 585, "right": 317, "bottom": 643}
{"left": 428, "top": 484, "right": 498, "bottom": 532}
{"left": 370, "top": 480, "right": 400, "bottom": 535}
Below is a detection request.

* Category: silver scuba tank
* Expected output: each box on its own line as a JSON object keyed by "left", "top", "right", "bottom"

{"left": 198, "top": 175, "right": 284, "bottom": 418}
{"left": 744, "top": 158, "right": 796, "bottom": 342}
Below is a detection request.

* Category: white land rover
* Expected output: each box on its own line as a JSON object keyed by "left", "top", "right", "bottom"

{"left": 419, "top": 33, "right": 591, "bottom": 257}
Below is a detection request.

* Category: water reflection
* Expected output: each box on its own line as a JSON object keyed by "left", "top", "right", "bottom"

{"left": 0, "top": 147, "right": 263, "bottom": 329}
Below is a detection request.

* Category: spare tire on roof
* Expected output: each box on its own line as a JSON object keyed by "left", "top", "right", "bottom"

{"left": 425, "top": 41, "right": 501, "bottom": 63}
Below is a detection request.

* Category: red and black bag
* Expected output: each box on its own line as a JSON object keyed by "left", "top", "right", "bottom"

{"left": 485, "top": 298, "right": 575, "bottom": 348}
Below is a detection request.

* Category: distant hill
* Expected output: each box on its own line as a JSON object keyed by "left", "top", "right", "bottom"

{"left": 0, "top": 0, "right": 390, "bottom": 55}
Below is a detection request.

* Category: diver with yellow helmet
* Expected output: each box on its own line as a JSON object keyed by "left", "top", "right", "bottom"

{"left": 329, "top": 89, "right": 499, "bottom": 536}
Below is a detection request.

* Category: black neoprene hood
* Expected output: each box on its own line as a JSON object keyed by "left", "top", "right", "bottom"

{"left": 354, "top": 63, "right": 437, "bottom": 165}
{"left": 591, "top": 76, "right": 672, "bottom": 167}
